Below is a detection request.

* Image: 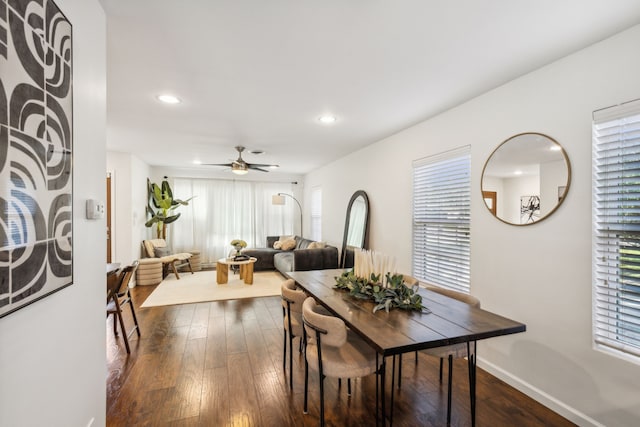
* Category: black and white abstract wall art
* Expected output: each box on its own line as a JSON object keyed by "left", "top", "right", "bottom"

{"left": 520, "top": 195, "right": 540, "bottom": 224}
{"left": 0, "top": 0, "right": 73, "bottom": 318}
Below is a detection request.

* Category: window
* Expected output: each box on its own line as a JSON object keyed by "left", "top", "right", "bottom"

{"left": 412, "top": 146, "right": 471, "bottom": 293}
{"left": 593, "top": 99, "right": 640, "bottom": 360}
{"left": 311, "top": 187, "right": 322, "bottom": 241}
{"left": 170, "top": 178, "right": 295, "bottom": 265}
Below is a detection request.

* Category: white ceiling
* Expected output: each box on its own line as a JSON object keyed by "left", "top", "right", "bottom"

{"left": 99, "top": 0, "right": 640, "bottom": 175}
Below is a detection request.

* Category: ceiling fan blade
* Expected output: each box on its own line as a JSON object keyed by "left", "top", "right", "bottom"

{"left": 247, "top": 163, "right": 278, "bottom": 168}
{"left": 203, "top": 163, "right": 233, "bottom": 167}
{"left": 249, "top": 166, "right": 270, "bottom": 172}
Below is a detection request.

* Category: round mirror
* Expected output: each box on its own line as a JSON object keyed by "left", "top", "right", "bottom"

{"left": 481, "top": 132, "right": 571, "bottom": 225}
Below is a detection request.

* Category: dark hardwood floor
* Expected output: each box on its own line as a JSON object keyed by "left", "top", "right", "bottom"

{"left": 107, "top": 283, "right": 575, "bottom": 427}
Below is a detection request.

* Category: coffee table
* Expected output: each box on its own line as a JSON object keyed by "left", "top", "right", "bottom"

{"left": 216, "top": 257, "right": 258, "bottom": 285}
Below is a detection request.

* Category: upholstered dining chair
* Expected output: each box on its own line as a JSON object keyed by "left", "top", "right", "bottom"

{"left": 107, "top": 261, "right": 140, "bottom": 354}
{"left": 281, "top": 279, "right": 307, "bottom": 389}
{"left": 302, "top": 297, "right": 380, "bottom": 427}
{"left": 420, "top": 284, "right": 481, "bottom": 426}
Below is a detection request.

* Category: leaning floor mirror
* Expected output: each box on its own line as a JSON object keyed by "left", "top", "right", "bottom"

{"left": 481, "top": 132, "right": 571, "bottom": 225}
{"left": 340, "top": 191, "right": 370, "bottom": 268}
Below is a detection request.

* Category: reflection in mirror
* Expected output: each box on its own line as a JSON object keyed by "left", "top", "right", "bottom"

{"left": 341, "top": 191, "right": 369, "bottom": 268}
{"left": 481, "top": 132, "right": 571, "bottom": 225}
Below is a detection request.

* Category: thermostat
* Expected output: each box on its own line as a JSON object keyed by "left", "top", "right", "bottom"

{"left": 86, "top": 199, "right": 105, "bottom": 219}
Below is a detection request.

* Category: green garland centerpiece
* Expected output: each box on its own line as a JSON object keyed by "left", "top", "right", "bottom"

{"left": 334, "top": 270, "right": 429, "bottom": 314}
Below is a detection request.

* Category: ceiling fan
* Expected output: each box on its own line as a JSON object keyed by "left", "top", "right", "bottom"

{"left": 205, "top": 146, "right": 279, "bottom": 175}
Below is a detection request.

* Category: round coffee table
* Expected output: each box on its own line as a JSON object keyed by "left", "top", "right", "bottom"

{"left": 216, "top": 257, "right": 258, "bottom": 285}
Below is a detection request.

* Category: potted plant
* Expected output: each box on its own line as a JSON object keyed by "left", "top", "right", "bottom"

{"left": 145, "top": 177, "right": 192, "bottom": 239}
{"left": 230, "top": 239, "right": 247, "bottom": 256}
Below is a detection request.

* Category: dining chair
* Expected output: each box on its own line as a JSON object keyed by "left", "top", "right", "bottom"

{"left": 302, "top": 297, "right": 380, "bottom": 427}
{"left": 281, "top": 279, "right": 307, "bottom": 389}
{"left": 419, "top": 283, "right": 481, "bottom": 426}
{"left": 107, "top": 261, "right": 140, "bottom": 354}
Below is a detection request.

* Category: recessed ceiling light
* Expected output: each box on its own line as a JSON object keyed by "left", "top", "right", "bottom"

{"left": 514, "top": 170, "right": 523, "bottom": 175}
{"left": 269, "top": 165, "right": 280, "bottom": 169}
{"left": 192, "top": 160, "right": 202, "bottom": 165}
{"left": 318, "top": 114, "right": 337, "bottom": 124}
{"left": 157, "top": 94, "right": 181, "bottom": 104}
{"left": 550, "top": 145, "right": 562, "bottom": 151}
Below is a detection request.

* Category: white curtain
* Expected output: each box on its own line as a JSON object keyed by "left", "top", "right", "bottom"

{"left": 168, "top": 178, "right": 295, "bottom": 266}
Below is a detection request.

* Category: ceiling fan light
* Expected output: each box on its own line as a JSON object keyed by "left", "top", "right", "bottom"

{"left": 232, "top": 162, "right": 248, "bottom": 175}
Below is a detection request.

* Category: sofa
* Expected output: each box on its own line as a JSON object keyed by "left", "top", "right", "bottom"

{"left": 242, "top": 235, "right": 338, "bottom": 274}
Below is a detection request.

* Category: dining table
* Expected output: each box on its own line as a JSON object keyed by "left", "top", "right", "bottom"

{"left": 285, "top": 269, "right": 527, "bottom": 426}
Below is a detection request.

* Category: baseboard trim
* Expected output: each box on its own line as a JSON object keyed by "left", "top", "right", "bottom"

{"left": 477, "top": 357, "right": 605, "bottom": 427}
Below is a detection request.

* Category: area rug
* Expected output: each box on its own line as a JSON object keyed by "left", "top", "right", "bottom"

{"left": 140, "top": 270, "right": 285, "bottom": 308}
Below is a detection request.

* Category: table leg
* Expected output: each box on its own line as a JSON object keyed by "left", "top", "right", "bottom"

{"left": 216, "top": 262, "right": 228, "bottom": 284}
{"left": 467, "top": 341, "right": 477, "bottom": 427}
{"left": 380, "top": 356, "right": 386, "bottom": 426}
{"left": 244, "top": 263, "right": 254, "bottom": 285}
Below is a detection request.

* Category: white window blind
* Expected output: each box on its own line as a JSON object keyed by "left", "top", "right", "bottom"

{"left": 311, "top": 187, "right": 322, "bottom": 241}
{"left": 593, "top": 99, "right": 640, "bottom": 359}
{"left": 412, "top": 146, "right": 471, "bottom": 293}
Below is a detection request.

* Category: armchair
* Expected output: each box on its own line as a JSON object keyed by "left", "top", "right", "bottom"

{"left": 142, "top": 239, "right": 194, "bottom": 279}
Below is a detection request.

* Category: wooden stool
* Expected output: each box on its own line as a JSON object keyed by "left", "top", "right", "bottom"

{"left": 136, "top": 258, "right": 162, "bottom": 286}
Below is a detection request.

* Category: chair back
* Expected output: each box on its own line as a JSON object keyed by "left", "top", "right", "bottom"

{"left": 302, "top": 297, "right": 347, "bottom": 348}
{"left": 402, "top": 274, "right": 419, "bottom": 287}
{"left": 113, "top": 261, "right": 140, "bottom": 297}
{"left": 107, "top": 269, "right": 122, "bottom": 300}
{"left": 281, "top": 279, "right": 306, "bottom": 313}
{"left": 424, "top": 284, "right": 480, "bottom": 308}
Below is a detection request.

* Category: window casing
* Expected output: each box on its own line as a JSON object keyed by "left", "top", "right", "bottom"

{"left": 412, "top": 146, "right": 471, "bottom": 293}
{"left": 593, "top": 99, "right": 640, "bottom": 361}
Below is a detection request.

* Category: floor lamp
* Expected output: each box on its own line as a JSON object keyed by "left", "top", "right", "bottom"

{"left": 272, "top": 193, "right": 302, "bottom": 236}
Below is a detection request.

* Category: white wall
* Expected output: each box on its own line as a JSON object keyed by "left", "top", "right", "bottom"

{"left": 0, "top": 1, "right": 107, "bottom": 426}
{"left": 107, "top": 151, "right": 151, "bottom": 266}
{"left": 305, "top": 24, "right": 640, "bottom": 426}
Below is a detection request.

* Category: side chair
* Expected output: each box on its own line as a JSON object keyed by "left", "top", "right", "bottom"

{"left": 302, "top": 297, "right": 380, "bottom": 427}
{"left": 107, "top": 261, "right": 140, "bottom": 354}
{"left": 420, "top": 283, "right": 481, "bottom": 426}
{"left": 281, "top": 279, "right": 307, "bottom": 389}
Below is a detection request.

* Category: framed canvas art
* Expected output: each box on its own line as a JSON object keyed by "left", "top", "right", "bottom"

{"left": 520, "top": 195, "right": 540, "bottom": 224}
{"left": 0, "top": 0, "right": 73, "bottom": 318}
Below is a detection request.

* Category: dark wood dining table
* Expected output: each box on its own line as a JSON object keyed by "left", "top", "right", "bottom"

{"left": 285, "top": 269, "right": 527, "bottom": 426}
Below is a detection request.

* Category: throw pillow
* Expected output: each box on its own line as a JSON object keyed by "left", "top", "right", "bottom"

{"left": 143, "top": 240, "right": 156, "bottom": 257}
{"left": 154, "top": 247, "right": 170, "bottom": 258}
{"left": 280, "top": 238, "right": 297, "bottom": 251}
{"left": 308, "top": 241, "right": 327, "bottom": 249}
{"left": 279, "top": 235, "right": 294, "bottom": 242}
{"left": 273, "top": 240, "right": 283, "bottom": 249}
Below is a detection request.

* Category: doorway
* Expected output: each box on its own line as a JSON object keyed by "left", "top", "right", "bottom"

{"left": 106, "top": 173, "right": 112, "bottom": 263}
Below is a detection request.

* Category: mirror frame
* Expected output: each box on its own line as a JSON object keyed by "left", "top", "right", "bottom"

{"left": 340, "top": 190, "right": 370, "bottom": 268}
{"left": 481, "top": 132, "right": 571, "bottom": 226}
